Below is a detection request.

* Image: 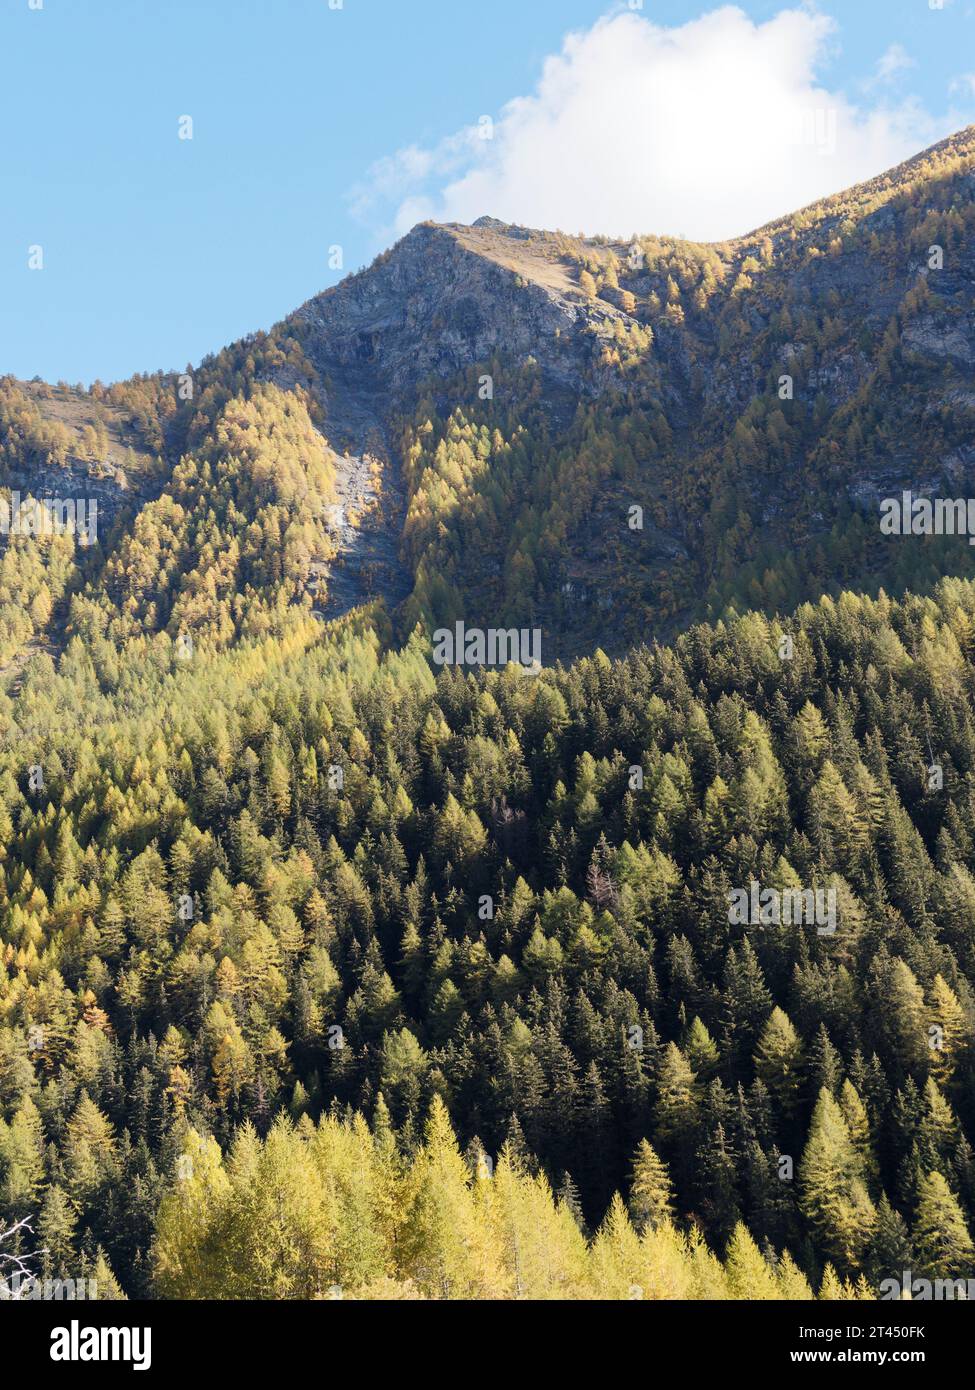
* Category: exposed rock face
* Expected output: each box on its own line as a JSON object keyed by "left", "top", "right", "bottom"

{"left": 3, "top": 458, "right": 156, "bottom": 544}
{"left": 292, "top": 222, "right": 630, "bottom": 403}
{"left": 311, "top": 449, "right": 412, "bottom": 623}
{"left": 903, "top": 315, "right": 975, "bottom": 366}
{"left": 289, "top": 221, "right": 640, "bottom": 625}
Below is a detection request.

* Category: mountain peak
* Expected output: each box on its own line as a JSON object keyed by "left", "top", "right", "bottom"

{"left": 292, "top": 212, "right": 629, "bottom": 402}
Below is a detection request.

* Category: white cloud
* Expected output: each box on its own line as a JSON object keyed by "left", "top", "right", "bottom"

{"left": 872, "top": 43, "right": 915, "bottom": 84}
{"left": 350, "top": 5, "right": 961, "bottom": 245}
{"left": 949, "top": 72, "right": 975, "bottom": 99}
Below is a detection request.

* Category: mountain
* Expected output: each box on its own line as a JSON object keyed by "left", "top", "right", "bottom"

{"left": 5, "top": 127, "right": 975, "bottom": 672}
{"left": 289, "top": 124, "right": 975, "bottom": 655}
{"left": 3, "top": 130, "right": 975, "bottom": 1302}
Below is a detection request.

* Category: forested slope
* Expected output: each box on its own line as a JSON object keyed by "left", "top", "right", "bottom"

{"left": 3, "top": 578, "right": 975, "bottom": 1296}
{"left": 3, "top": 130, "right": 975, "bottom": 1300}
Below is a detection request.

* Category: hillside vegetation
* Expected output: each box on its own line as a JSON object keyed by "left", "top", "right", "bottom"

{"left": 3, "top": 132, "right": 975, "bottom": 1299}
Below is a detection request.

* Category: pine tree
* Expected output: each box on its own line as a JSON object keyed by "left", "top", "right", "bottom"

{"left": 628, "top": 1139, "right": 674, "bottom": 1233}
{"left": 696, "top": 1123, "right": 741, "bottom": 1247}
{"left": 724, "top": 1223, "right": 780, "bottom": 1299}
{"left": 684, "top": 1016, "right": 721, "bottom": 1080}
{"left": 839, "top": 1079, "right": 879, "bottom": 1191}
{"left": 87, "top": 1248, "right": 126, "bottom": 1300}
{"left": 927, "top": 974, "right": 970, "bottom": 1086}
{"left": 652, "top": 1042, "right": 700, "bottom": 1188}
{"left": 799, "top": 1088, "right": 877, "bottom": 1271}
{"left": 776, "top": 1249, "right": 814, "bottom": 1299}
{"left": 808, "top": 1023, "right": 843, "bottom": 1096}
{"left": 588, "top": 1192, "right": 644, "bottom": 1299}
{"left": 867, "top": 1195, "right": 913, "bottom": 1286}
{"left": 399, "top": 1095, "right": 502, "bottom": 1298}
{"left": 556, "top": 1172, "right": 588, "bottom": 1237}
{"left": 38, "top": 1184, "right": 78, "bottom": 1274}
{"left": 753, "top": 1006, "right": 803, "bottom": 1122}
{"left": 912, "top": 1170, "right": 975, "bottom": 1279}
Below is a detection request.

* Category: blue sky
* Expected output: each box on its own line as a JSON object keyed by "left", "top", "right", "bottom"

{"left": 1, "top": 0, "right": 973, "bottom": 385}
